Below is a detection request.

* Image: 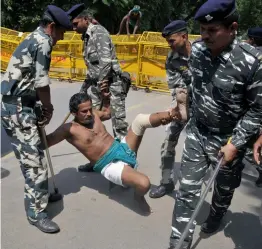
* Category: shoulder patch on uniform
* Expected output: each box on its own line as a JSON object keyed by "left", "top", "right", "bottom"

{"left": 239, "top": 42, "right": 262, "bottom": 60}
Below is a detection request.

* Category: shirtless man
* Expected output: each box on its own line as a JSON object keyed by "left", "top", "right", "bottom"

{"left": 117, "top": 5, "right": 142, "bottom": 35}
{"left": 45, "top": 85, "right": 180, "bottom": 213}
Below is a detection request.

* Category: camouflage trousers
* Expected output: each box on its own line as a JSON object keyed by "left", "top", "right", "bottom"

{"left": 1, "top": 102, "right": 48, "bottom": 222}
{"left": 170, "top": 120, "right": 245, "bottom": 245}
{"left": 87, "top": 78, "right": 128, "bottom": 139}
{"left": 160, "top": 120, "right": 186, "bottom": 185}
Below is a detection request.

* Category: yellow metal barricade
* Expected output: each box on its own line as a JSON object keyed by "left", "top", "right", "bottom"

{"left": 0, "top": 29, "right": 23, "bottom": 72}
{"left": 111, "top": 34, "right": 141, "bottom": 85}
{"left": 135, "top": 32, "right": 200, "bottom": 93}
{"left": 49, "top": 32, "right": 86, "bottom": 82}
{"left": 188, "top": 34, "right": 201, "bottom": 42}
{"left": 67, "top": 41, "right": 87, "bottom": 81}
{"left": 50, "top": 37, "right": 76, "bottom": 81}
{"left": 136, "top": 32, "right": 169, "bottom": 93}
{"left": 0, "top": 27, "right": 201, "bottom": 94}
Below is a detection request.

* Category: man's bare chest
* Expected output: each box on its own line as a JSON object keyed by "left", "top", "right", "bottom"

{"left": 71, "top": 122, "right": 106, "bottom": 144}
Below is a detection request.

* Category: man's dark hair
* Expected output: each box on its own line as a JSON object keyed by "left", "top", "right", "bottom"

{"left": 39, "top": 19, "right": 53, "bottom": 28}
{"left": 222, "top": 11, "right": 239, "bottom": 27}
{"left": 252, "top": 37, "right": 262, "bottom": 46}
{"left": 76, "top": 9, "right": 94, "bottom": 20}
{"left": 69, "top": 93, "right": 92, "bottom": 113}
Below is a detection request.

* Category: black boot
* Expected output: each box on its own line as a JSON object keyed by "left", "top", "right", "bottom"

{"left": 255, "top": 168, "right": 262, "bottom": 188}
{"left": 201, "top": 214, "right": 223, "bottom": 234}
{"left": 49, "top": 192, "right": 63, "bottom": 203}
{"left": 149, "top": 183, "right": 174, "bottom": 199}
{"left": 28, "top": 217, "right": 60, "bottom": 233}
{"left": 78, "top": 163, "right": 95, "bottom": 172}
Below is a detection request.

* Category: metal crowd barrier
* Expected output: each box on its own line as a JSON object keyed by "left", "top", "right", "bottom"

{"left": 0, "top": 27, "right": 201, "bottom": 93}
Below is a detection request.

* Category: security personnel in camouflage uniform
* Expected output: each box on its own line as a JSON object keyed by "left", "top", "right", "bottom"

{"left": 242, "top": 27, "right": 262, "bottom": 187}
{"left": 67, "top": 4, "right": 129, "bottom": 172}
{"left": 246, "top": 27, "right": 262, "bottom": 51}
{"left": 168, "top": 1, "right": 262, "bottom": 248}
{"left": 149, "top": 20, "right": 192, "bottom": 199}
{"left": 1, "top": 5, "right": 72, "bottom": 233}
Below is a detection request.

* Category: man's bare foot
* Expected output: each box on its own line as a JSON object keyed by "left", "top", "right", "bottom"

{"left": 134, "top": 194, "right": 152, "bottom": 214}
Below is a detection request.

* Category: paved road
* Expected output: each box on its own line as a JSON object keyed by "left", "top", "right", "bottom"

{"left": 1, "top": 81, "right": 262, "bottom": 249}
{"left": 1, "top": 125, "right": 12, "bottom": 157}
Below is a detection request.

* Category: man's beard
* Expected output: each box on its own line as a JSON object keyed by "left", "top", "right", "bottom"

{"left": 83, "top": 116, "right": 94, "bottom": 126}
{"left": 75, "top": 116, "right": 94, "bottom": 127}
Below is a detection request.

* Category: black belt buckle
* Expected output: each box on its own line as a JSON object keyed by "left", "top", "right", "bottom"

{"left": 2, "top": 95, "right": 18, "bottom": 105}
{"left": 2, "top": 95, "right": 36, "bottom": 108}
{"left": 34, "top": 104, "right": 43, "bottom": 121}
{"left": 21, "top": 97, "right": 36, "bottom": 108}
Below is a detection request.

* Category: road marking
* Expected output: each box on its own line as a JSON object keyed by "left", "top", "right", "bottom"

{"left": 2, "top": 151, "right": 15, "bottom": 160}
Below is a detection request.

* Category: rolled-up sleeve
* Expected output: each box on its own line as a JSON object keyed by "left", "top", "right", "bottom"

{"left": 93, "top": 30, "right": 112, "bottom": 82}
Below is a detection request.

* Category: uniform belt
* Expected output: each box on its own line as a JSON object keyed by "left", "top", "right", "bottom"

{"left": 2, "top": 95, "right": 36, "bottom": 108}
{"left": 90, "top": 75, "right": 118, "bottom": 85}
{"left": 195, "top": 119, "right": 233, "bottom": 134}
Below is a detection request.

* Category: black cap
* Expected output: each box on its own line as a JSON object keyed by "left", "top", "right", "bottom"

{"left": 67, "top": 3, "right": 86, "bottom": 21}
{"left": 194, "top": 0, "right": 236, "bottom": 23}
{"left": 43, "top": 5, "right": 72, "bottom": 30}
{"left": 248, "top": 27, "right": 262, "bottom": 39}
{"left": 162, "top": 20, "right": 187, "bottom": 38}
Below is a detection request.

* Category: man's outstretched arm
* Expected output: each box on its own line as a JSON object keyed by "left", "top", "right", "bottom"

{"left": 117, "top": 15, "right": 128, "bottom": 34}
{"left": 46, "top": 123, "right": 71, "bottom": 148}
{"left": 94, "top": 81, "right": 111, "bottom": 121}
{"left": 133, "top": 15, "right": 141, "bottom": 34}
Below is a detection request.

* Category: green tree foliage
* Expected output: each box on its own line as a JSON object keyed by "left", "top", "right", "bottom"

{"left": 237, "top": 0, "right": 262, "bottom": 36}
{"left": 1, "top": 0, "right": 262, "bottom": 35}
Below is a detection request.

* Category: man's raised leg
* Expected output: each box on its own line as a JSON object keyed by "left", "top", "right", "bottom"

{"left": 122, "top": 111, "right": 178, "bottom": 213}
{"left": 125, "top": 110, "right": 178, "bottom": 153}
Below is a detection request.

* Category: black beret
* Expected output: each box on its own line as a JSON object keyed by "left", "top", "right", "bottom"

{"left": 162, "top": 20, "right": 187, "bottom": 38}
{"left": 248, "top": 27, "right": 262, "bottom": 39}
{"left": 43, "top": 5, "right": 72, "bottom": 30}
{"left": 67, "top": 3, "right": 86, "bottom": 21}
{"left": 194, "top": 0, "right": 236, "bottom": 23}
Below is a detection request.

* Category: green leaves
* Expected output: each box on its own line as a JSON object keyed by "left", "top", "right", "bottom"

{"left": 1, "top": 0, "right": 261, "bottom": 35}
{"left": 101, "top": 0, "right": 110, "bottom": 6}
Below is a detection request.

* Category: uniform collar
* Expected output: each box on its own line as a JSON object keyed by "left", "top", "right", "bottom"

{"left": 201, "top": 38, "right": 238, "bottom": 63}
{"left": 37, "top": 26, "right": 53, "bottom": 44}
{"left": 86, "top": 23, "right": 95, "bottom": 37}
{"left": 218, "top": 38, "right": 238, "bottom": 63}
{"left": 171, "top": 51, "right": 180, "bottom": 59}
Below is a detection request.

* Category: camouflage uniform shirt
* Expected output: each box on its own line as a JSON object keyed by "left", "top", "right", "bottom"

{"left": 165, "top": 50, "right": 191, "bottom": 97}
{"left": 83, "top": 23, "right": 121, "bottom": 82}
{"left": 190, "top": 38, "right": 262, "bottom": 149}
{"left": 1, "top": 27, "right": 52, "bottom": 98}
